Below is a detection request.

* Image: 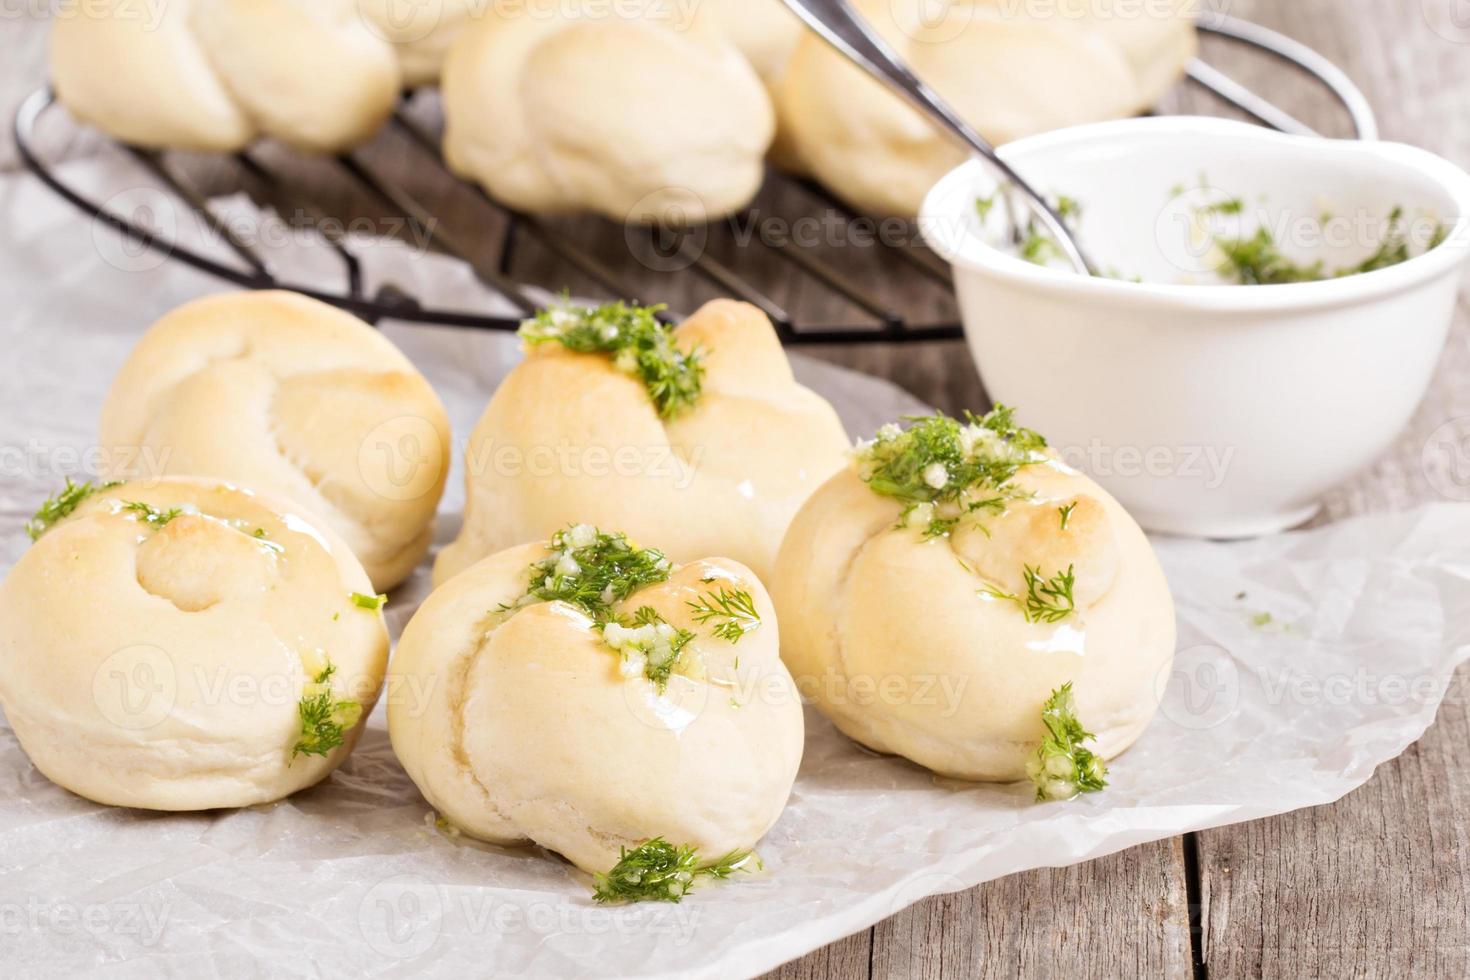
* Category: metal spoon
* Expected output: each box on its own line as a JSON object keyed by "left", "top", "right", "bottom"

{"left": 778, "top": 0, "right": 1099, "bottom": 276}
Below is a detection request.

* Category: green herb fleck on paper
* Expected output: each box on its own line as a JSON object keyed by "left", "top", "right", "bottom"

{"left": 1027, "top": 683, "right": 1108, "bottom": 802}
{"left": 519, "top": 301, "right": 704, "bottom": 418}
{"left": 25, "top": 478, "right": 122, "bottom": 541}
{"left": 592, "top": 838, "right": 759, "bottom": 904}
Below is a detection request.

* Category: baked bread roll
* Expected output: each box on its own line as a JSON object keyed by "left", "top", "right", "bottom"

{"left": 390, "top": 524, "right": 803, "bottom": 874}
{"left": 773, "top": 410, "right": 1176, "bottom": 784}
{"left": 441, "top": 0, "right": 775, "bottom": 223}
{"left": 687, "top": 0, "right": 804, "bottom": 88}
{"left": 685, "top": 0, "right": 808, "bottom": 173}
{"left": 433, "top": 299, "right": 849, "bottom": 587}
{"left": 98, "top": 291, "right": 450, "bottom": 592}
{"left": 0, "top": 477, "right": 388, "bottom": 810}
{"left": 357, "top": 0, "right": 478, "bottom": 87}
{"left": 50, "top": 0, "right": 401, "bottom": 153}
{"left": 775, "top": 0, "right": 1197, "bottom": 216}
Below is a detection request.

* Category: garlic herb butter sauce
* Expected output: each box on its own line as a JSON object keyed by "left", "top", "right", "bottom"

{"left": 975, "top": 186, "right": 1448, "bottom": 284}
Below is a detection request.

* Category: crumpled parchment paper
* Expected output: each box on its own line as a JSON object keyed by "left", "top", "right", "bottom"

{"left": 1, "top": 159, "right": 1468, "bottom": 979}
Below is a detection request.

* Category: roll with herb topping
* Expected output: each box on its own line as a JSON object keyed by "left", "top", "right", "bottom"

{"left": 390, "top": 525, "right": 802, "bottom": 875}
{"left": 0, "top": 477, "right": 388, "bottom": 810}
{"left": 98, "top": 291, "right": 451, "bottom": 592}
{"left": 773, "top": 409, "right": 1176, "bottom": 784}
{"left": 433, "top": 298, "right": 849, "bottom": 587}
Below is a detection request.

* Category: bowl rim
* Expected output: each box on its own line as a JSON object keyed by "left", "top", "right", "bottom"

{"left": 919, "top": 116, "right": 1470, "bottom": 313}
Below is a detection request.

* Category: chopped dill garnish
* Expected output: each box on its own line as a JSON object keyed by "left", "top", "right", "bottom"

{"left": 1027, "top": 682, "right": 1108, "bottom": 802}
{"left": 506, "top": 524, "right": 672, "bottom": 624}
{"left": 687, "top": 587, "right": 761, "bottom": 643}
{"left": 973, "top": 193, "right": 1082, "bottom": 269}
{"left": 1339, "top": 205, "right": 1412, "bottom": 276}
{"left": 591, "top": 838, "right": 759, "bottom": 904}
{"left": 1018, "top": 195, "right": 1081, "bottom": 267}
{"left": 1057, "top": 502, "right": 1078, "bottom": 530}
{"left": 502, "top": 525, "right": 691, "bottom": 689}
{"left": 1022, "top": 565, "right": 1077, "bottom": 624}
{"left": 1200, "top": 196, "right": 1245, "bottom": 216}
{"left": 519, "top": 301, "right": 705, "bottom": 418}
{"left": 292, "top": 660, "right": 362, "bottom": 759}
{"left": 603, "top": 607, "right": 696, "bottom": 691}
{"left": 978, "top": 584, "right": 1020, "bottom": 605}
{"left": 350, "top": 592, "right": 387, "bottom": 612}
{"left": 1212, "top": 204, "right": 1444, "bottom": 284}
{"left": 26, "top": 478, "right": 122, "bottom": 541}
{"left": 1021, "top": 228, "right": 1064, "bottom": 265}
{"left": 856, "top": 408, "right": 1047, "bottom": 539}
{"left": 121, "top": 501, "right": 183, "bottom": 530}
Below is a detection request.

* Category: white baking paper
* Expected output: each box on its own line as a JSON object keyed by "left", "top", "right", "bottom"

{"left": 1, "top": 159, "right": 1468, "bottom": 979}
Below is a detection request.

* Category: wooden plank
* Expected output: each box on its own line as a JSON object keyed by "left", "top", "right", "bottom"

{"left": 868, "top": 838, "right": 1193, "bottom": 979}
{"left": 766, "top": 931, "right": 874, "bottom": 980}
{"left": 1196, "top": 692, "right": 1470, "bottom": 977}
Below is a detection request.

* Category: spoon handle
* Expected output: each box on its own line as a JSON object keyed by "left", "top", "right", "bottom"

{"left": 777, "top": 0, "right": 1098, "bottom": 276}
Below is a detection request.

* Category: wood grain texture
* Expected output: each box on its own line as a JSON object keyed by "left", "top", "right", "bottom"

{"left": 4, "top": 2, "right": 1470, "bottom": 978}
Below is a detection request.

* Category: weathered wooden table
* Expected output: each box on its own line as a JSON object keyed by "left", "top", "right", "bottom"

{"left": 4, "top": 1, "right": 1468, "bottom": 975}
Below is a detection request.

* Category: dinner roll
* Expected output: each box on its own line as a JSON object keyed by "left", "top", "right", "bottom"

{"left": 433, "top": 299, "right": 849, "bottom": 587}
{"left": 98, "top": 291, "right": 450, "bottom": 592}
{"left": 685, "top": 0, "right": 808, "bottom": 173}
{"left": 357, "top": 0, "right": 479, "bottom": 86}
{"left": 773, "top": 410, "right": 1175, "bottom": 784}
{"left": 0, "top": 477, "right": 388, "bottom": 810}
{"left": 441, "top": 0, "right": 775, "bottom": 223}
{"left": 775, "top": 0, "right": 1196, "bottom": 216}
{"left": 50, "top": 0, "right": 401, "bottom": 153}
{"left": 390, "top": 524, "right": 803, "bottom": 874}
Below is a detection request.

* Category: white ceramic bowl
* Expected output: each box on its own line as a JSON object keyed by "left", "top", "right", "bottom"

{"left": 921, "top": 116, "right": 1470, "bottom": 538}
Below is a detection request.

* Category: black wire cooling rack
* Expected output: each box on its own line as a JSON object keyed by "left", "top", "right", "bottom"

{"left": 14, "top": 12, "right": 1376, "bottom": 345}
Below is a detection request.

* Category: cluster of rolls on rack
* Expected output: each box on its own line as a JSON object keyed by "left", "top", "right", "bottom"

{"left": 49, "top": 0, "right": 1198, "bottom": 221}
